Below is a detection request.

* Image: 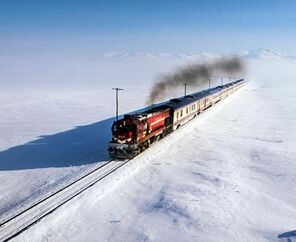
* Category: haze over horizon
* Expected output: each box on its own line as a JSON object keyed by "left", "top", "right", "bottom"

{"left": 1, "top": 0, "right": 296, "bottom": 88}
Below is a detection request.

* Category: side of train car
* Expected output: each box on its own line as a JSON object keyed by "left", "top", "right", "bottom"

{"left": 108, "top": 79, "right": 245, "bottom": 159}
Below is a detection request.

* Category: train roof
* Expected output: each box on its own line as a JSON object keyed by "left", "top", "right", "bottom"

{"left": 142, "top": 79, "right": 245, "bottom": 111}
{"left": 125, "top": 104, "right": 170, "bottom": 120}
{"left": 163, "top": 89, "right": 209, "bottom": 110}
{"left": 162, "top": 79, "right": 245, "bottom": 110}
{"left": 209, "top": 88, "right": 221, "bottom": 95}
{"left": 120, "top": 79, "right": 245, "bottom": 121}
{"left": 165, "top": 96, "right": 198, "bottom": 109}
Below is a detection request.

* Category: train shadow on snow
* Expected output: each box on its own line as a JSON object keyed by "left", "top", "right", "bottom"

{"left": 0, "top": 117, "right": 115, "bottom": 171}
{"left": 278, "top": 230, "right": 296, "bottom": 241}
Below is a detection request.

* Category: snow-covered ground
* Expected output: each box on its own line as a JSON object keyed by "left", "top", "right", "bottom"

{"left": 1, "top": 52, "right": 296, "bottom": 241}
{"left": 0, "top": 87, "right": 148, "bottom": 221}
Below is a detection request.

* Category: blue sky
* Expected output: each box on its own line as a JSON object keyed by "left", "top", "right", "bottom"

{"left": 1, "top": 0, "right": 296, "bottom": 88}
{"left": 1, "top": 0, "right": 296, "bottom": 54}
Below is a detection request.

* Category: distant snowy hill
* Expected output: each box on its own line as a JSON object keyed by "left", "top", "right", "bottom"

{"left": 103, "top": 51, "right": 220, "bottom": 60}
{"left": 103, "top": 48, "right": 296, "bottom": 61}
{"left": 234, "top": 48, "right": 296, "bottom": 61}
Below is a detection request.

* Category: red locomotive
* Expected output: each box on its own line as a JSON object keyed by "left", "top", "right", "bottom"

{"left": 109, "top": 79, "right": 245, "bottom": 159}
{"left": 109, "top": 106, "right": 173, "bottom": 158}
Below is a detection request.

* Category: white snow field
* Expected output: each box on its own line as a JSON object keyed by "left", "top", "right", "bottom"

{"left": 0, "top": 87, "right": 149, "bottom": 222}
{"left": 1, "top": 51, "right": 296, "bottom": 241}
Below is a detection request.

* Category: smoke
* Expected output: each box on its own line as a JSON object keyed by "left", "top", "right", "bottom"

{"left": 146, "top": 57, "right": 244, "bottom": 105}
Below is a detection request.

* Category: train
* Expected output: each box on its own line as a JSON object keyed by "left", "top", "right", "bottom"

{"left": 108, "top": 79, "right": 245, "bottom": 159}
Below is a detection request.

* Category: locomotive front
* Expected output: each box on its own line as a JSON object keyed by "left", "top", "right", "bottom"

{"left": 108, "top": 106, "right": 172, "bottom": 159}
{"left": 108, "top": 115, "right": 139, "bottom": 159}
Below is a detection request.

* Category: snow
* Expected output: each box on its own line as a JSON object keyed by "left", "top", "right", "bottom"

{"left": 1, "top": 54, "right": 296, "bottom": 241}
{"left": 103, "top": 48, "right": 296, "bottom": 62}
{"left": 234, "top": 48, "right": 296, "bottom": 61}
{"left": 0, "top": 87, "right": 148, "bottom": 222}
{"left": 102, "top": 51, "right": 221, "bottom": 60}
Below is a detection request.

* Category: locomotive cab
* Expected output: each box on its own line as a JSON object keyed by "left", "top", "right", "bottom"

{"left": 109, "top": 106, "right": 172, "bottom": 159}
{"left": 111, "top": 119, "right": 137, "bottom": 145}
{"left": 108, "top": 115, "right": 140, "bottom": 159}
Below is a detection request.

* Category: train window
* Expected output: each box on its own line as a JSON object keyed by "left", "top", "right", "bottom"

{"left": 177, "top": 112, "right": 179, "bottom": 119}
{"left": 186, "top": 107, "right": 188, "bottom": 114}
{"left": 180, "top": 110, "right": 183, "bottom": 117}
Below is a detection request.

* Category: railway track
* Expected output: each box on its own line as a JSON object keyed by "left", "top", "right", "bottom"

{"left": 0, "top": 158, "right": 131, "bottom": 241}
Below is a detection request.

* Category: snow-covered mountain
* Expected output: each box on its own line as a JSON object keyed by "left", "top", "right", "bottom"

{"left": 103, "top": 51, "right": 220, "bottom": 60}
{"left": 103, "top": 48, "right": 296, "bottom": 61}
{"left": 234, "top": 48, "right": 296, "bottom": 61}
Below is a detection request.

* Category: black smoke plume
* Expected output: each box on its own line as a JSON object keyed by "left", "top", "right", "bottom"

{"left": 146, "top": 57, "right": 244, "bottom": 105}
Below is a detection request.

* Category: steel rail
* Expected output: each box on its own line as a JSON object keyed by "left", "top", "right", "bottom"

{"left": 0, "top": 159, "right": 113, "bottom": 227}
{"left": 0, "top": 158, "right": 131, "bottom": 241}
